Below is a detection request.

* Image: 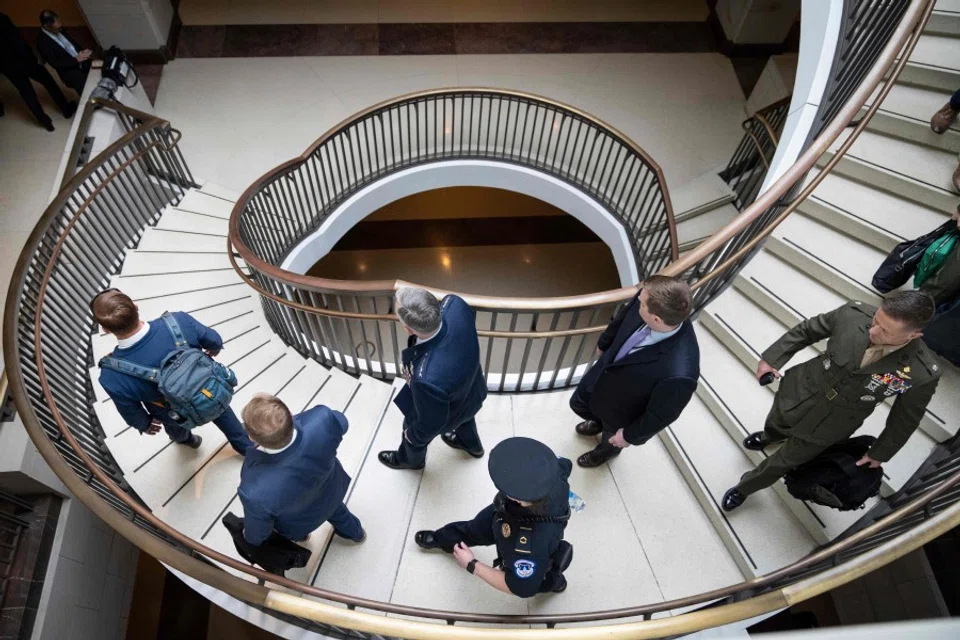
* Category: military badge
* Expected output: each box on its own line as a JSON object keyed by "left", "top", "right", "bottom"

{"left": 519, "top": 536, "right": 528, "bottom": 545}
{"left": 823, "top": 358, "right": 831, "bottom": 370}
{"left": 896, "top": 369, "right": 912, "bottom": 380}
{"left": 871, "top": 372, "right": 912, "bottom": 395}
{"left": 513, "top": 559, "right": 536, "bottom": 579}
{"left": 501, "top": 523, "right": 511, "bottom": 538}
{"left": 860, "top": 395, "right": 875, "bottom": 402}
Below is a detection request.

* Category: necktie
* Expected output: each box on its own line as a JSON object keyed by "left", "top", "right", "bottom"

{"left": 614, "top": 326, "right": 652, "bottom": 362}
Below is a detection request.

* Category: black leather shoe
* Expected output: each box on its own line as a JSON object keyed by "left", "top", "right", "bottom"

{"left": 335, "top": 527, "right": 366, "bottom": 544}
{"left": 440, "top": 432, "right": 484, "bottom": 458}
{"left": 62, "top": 101, "right": 77, "bottom": 119}
{"left": 577, "top": 446, "right": 619, "bottom": 468}
{"left": 41, "top": 119, "right": 55, "bottom": 132}
{"left": 575, "top": 420, "right": 602, "bottom": 436}
{"left": 551, "top": 574, "right": 568, "bottom": 593}
{"left": 414, "top": 530, "right": 445, "bottom": 552}
{"left": 178, "top": 433, "right": 202, "bottom": 449}
{"left": 742, "top": 432, "right": 770, "bottom": 451}
{"left": 378, "top": 450, "right": 424, "bottom": 470}
{"left": 722, "top": 488, "right": 747, "bottom": 512}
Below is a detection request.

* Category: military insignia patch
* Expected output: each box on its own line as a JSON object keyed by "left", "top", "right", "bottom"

{"left": 519, "top": 536, "right": 528, "bottom": 544}
{"left": 896, "top": 369, "right": 912, "bottom": 380}
{"left": 860, "top": 395, "right": 875, "bottom": 402}
{"left": 501, "top": 523, "right": 511, "bottom": 538}
{"left": 513, "top": 559, "right": 536, "bottom": 579}
{"left": 823, "top": 358, "right": 831, "bottom": 370}
{"left": 871, "top": 373, "right": 912, "bottom": 395}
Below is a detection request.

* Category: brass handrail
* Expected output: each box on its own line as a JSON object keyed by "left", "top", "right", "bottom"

{"left": 6, "top": 1, "right": 955, "bottom": 638}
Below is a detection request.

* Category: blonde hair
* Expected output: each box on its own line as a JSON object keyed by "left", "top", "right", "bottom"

{"left": 242, "top": 393, "right": 294, "bottom": 449}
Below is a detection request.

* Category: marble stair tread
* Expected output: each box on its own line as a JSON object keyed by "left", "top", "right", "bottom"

{"left": 675, "top": 202, "right": 739, "bottom": 245}
{"left": 312, "top": 383, "right": 423, "bottom": 601}
{"left": 804, "top": 171, "right": 948, "bottom": 243}
{"left": 110, "top": 270, "right": 249, "bottom": 300}
{"left": 275, "top": 359, "right": 333, "bottom": 414}
{"left": 226, "top": 339, "right": 289, "bottom": 389}
{"left": 154, "top": 208, "right": 230, "bottom": 235}
{"left": 670, "top": 167, "right": 736, "bottom": 217}
{"left": 136, "top": 228, "right": 230, "bottom": 253}
{"left": 93, "top": 398, "right": 129, "bottom": 439}
{"left": 909, "top": 33, "right": 960, "bottom": 73}
{"left": 198, "top": 181, "right": 241, "bottom": 202}
{"left": 510, "top": 391, "right": 666, "bottom": 615}
{"left": 119, "top": 251, "right": 244, "bottom": 277}
{"left": 868, "top": 82, "right": 960, "bottom": 130}
{"left": 337, "top": 375, "right": 394, "bottom": 481}
{"left": 126, "top": 284, "right": 253, "bottom": 320}
{"left": 666, "top": 394, "right": 816, "bottom": 575}
{"left": 705, "top": 288, "right": 938, "bottom": 492}
{"left": 840, "top": 129, "right": 957, "bottom": 193}
{"left": 936, "top": 0, "right": 960, "bottom": 13}
{"left": 741, "top": 251, "right": 960, "bottom": 438}
{"left": 176, "top": 189, "right": 235, "bottom": 219}
{"left": 160, "top": 353, "right": 306, "bottom": 539}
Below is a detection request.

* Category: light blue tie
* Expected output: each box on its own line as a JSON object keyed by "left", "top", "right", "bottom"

{"left": 614, "top": 326, "right": 652, "bottom": 362}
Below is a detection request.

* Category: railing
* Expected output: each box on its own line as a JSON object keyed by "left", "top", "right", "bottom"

{"left": 720, "top": 96, "right": 792, "bottom": 210}
{"left": 229, "top": 89, "right": 677, "bottom": 392}
{"left": 5, "top": 1, "right": 957, "bottom": 639}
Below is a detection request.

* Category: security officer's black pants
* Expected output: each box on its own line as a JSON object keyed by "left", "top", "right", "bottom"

{"left": 1, "top": 64, "right": 70, "bottom": 125}
{"left": 396, "top": 417, "right": 483, "bottom": 468}
{"left": 735, "top": 403, "right": 830, "bottom": 496}
{"left": 432, "top": 505, "right": 565, "bottom": 593}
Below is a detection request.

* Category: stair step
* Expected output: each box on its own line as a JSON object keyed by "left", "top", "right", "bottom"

{"left": 110, "top": 270, "right": 248, "bottom": 300}
{"left": 671, "top": 168, "right": 736, "bottom": 219}
{"left": 927, "top": 1, "right": 960, "bottom": 36}
{"left": 176, "top": 189, "right": 235, "bottom": 219}
{"left": 119, "top": 252, "right": 244, "bottom": 277}
{"left": 228, "top": 338, "right": 289, "bottom": 385}
{"left": 155, "top": 208, "right": 230, "bottom": 236}
{"left": 675, "top": 202, "right": 740, "bottom": 246}
{"left": 276, "top": 359, "right": 333, "bottom": 414}
{"left": 136, "top": 228, "right": 229, "bottom": 253}
{"left": 198, "top": 181, "right": 241, "bottom": 202}
{"left": 866, "top": 82, "right": 960, "bottom": 152}
{"left": 662, "top": 394, "right": 816, "bottom": 576}
{"left": 900, "top": 34, "right": 960, "bottom": 92}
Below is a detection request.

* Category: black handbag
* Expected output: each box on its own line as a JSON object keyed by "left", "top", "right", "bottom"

{"left": 872, "top": 221, "right": 955, "bottom": 293}
{"left": 784, "top": 436, "right": 882, "bottom": 511}
{"left": 221, "top": 512, "right": 310, "bottom": 576}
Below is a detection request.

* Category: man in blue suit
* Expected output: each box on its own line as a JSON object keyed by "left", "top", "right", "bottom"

{"left": 238, "top": 393, "right": 365, "bottom": 545}
{"left": 92, "top": 289, "right": 253, "bottom": 454}
{"left": 379, "top": 287, "right": 488, "bottom": 470}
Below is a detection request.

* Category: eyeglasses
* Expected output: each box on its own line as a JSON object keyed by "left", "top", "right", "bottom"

{"left": 89, "top": 287, "right": 120, "bottom": 312}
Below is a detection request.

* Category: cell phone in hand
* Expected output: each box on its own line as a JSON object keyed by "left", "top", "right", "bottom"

{"left": 759, "top": 372, "right": 776, "bottom": 386}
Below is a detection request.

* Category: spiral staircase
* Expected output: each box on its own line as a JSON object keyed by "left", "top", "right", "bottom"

{"left": 7, "top": 1, "right": 960, "bottom": 638}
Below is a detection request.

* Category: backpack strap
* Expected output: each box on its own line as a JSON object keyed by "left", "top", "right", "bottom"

{"left": 98, "top": 355, "right": 160, "bottom": 382}
{"left": 160, "top": 312, "right": 189, "bottom": 349}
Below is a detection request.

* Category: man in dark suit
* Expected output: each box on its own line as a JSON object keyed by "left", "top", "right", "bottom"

{"left": 238, "top": 393, "right": 366, "bottom": 546}
{"left": 0, "top": 11, "right": 75, "bottom": 131}
{"left": 37, "top": 10, "right": 91, "bottom": 97}
{"left": 379, "top": 287, "right": 488, "bottom": 470}
{"left": 570, "top": 275, "right": 700, "bottom": 468}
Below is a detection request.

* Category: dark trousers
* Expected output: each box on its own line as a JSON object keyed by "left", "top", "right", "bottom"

{"left": 432, "top": 505, "right": 565, "bottom": 593}
{"left": 280, "top": 502, "right": 363, "bottom": 542}
{"left": 1, "top": 63, "right": 70, "bottom": 125}
{"left": 569, "top": 381, "right": 621, "bottom": 459}
{"left": 396, "top": 416, "right": 483, "bottom": 468}
{"left": 951, "top": 88, "right": 960, "bottom": 110}
{"left": 735, "top": 403, "right": 829, "bottom": 496}
{"left": 155, "top": 406, "right": 253, "bottom": 455}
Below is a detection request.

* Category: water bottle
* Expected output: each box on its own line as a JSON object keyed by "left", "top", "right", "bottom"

{"left": 568, "top": 490, "right": 585, "bottom": 513}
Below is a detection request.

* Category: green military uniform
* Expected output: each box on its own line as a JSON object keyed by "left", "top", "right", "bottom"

{"left": 918, "top": 240, "right": 960, "bottom": 306}
{"left": 736, "top": 301, "right": 941, "bottom": 496}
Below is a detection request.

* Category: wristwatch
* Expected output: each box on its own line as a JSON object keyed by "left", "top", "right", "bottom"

{"left": 466, "top": 559, "right": 478, "bottom": 574}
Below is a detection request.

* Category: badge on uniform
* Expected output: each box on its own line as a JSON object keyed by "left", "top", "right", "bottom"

{"left": 501, "top": 523, "right": 511, "bottom": 538}
{"left": 513, "top": 559, "right": 536, "bottom": 579}
{"left": 823, "top": 358, "right": 830, "bottom": 370}
{"left": 871, "top": 372, "right": 912, "bottom": 395}
{"left": 860, "top": 395, "right": 875, "bottom": 402}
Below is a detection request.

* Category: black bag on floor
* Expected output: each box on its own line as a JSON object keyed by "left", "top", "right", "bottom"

{"left": 872, "top": 221, "right": 955, "bottom": 293}
{"left": 222, "top": 512, "right": 310, "bottom": 576}
{"left": 783, "top": 436, "right": 883, "bottom": 511}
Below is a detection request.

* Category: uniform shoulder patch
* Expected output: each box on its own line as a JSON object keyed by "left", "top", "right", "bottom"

{"left": 513, "top": 559, "right": 537, "bottom": 579}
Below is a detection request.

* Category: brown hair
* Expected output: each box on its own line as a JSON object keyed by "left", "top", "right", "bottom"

{"left": 881, "top": 291, "right": 936, "bottom": 331}
{"left": 91, "top": 290, "right": 140, "bottom": 334}
{"left": 242, "top": 393, "right": 294, "bottom": 449}
{"left": 642, "top": 275, "right": 692, "bottom": 326}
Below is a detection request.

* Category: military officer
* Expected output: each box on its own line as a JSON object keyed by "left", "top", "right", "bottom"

{"left": 414, "top": 437, "right": 574, "bottom": 597}
{"left": 722, "top": 291, "right": 941, "bottom": 512}
{"left": 379, "top": 287, "right": 488, "bottom": 470}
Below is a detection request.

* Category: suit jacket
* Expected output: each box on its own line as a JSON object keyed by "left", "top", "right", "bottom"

{"left": 0, "top": 13, "right": 37, "bottom": 73}
{"left": 36, "top": 27, "right": 88, "bottom": 89}
{"left": 393, "top": 295, "right": 488, "bottom": 438}
{"left": 238, "top": 405, "right": 351, "bottom": 545}
{"left": 579, "top": 295, "right": 700, "bottom": 444}
{"left": 99, "top": 312, "right": 224, "bottom": 432}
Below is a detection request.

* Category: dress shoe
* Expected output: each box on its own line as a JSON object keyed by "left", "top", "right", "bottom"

{"left": 440, "top": 432, "right": 484, "bottom": 458}
{"left": 41, "top": 119, "right": 55, "bottom": 132}
{"left": 953, "top": 160, "right": 960, "bottom": 193}
{"left": 62, "top": 101, "right": 77, "bottom": 119}
{"left": 414, "top": 530, "right": 445, "bottom": 552}
{"left": 931, "top": 102, "right": 959, "bottom": 134}
{"left": 334, "top": 528, "right": 366, "bottom": 544}
{"left": 177, "top": 433, "right": 202, "bottom": 449}
{"left": 575, "top": 420, "right": 602, "bottom": 436}
{"left": 550, "top": 574, "right": 568, "bottom": 593}
{"left": 378, "top": 450, "right": 424, "bottom": 470}
{"left": 576, "top": 445, "right": 619, "bottom": 468}
{"left": 742, "top": 432, "right": 770, "bottom": 451}
{"left": 722, "top": 488, "right": 747, "bottom": 512}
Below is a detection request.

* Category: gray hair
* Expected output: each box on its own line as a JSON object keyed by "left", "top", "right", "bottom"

{"left": 395, "top": 287, "right": 441, "bottom": 334}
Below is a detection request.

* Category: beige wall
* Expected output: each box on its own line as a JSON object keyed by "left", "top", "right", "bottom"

{"left": 366, "top": 187, "right": 565, "bottom": 221}
{"left": 1, "top": 0, "right": 86, "bottom": 26}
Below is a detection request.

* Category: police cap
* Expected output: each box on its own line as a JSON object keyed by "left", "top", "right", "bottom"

{"left": 488, "top": 437, "right": 559, "bottom": 501}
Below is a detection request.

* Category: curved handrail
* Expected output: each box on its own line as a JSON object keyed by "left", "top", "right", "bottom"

{"left": 7, "top": 1, "right": 958, "bottom": 639}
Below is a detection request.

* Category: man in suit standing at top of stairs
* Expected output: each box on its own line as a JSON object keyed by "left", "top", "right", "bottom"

{"left": 722, "top": 291, "right": 941, "bottom": 512}
{"left": 379, "top": 287, "right": 488, "bottom": 470}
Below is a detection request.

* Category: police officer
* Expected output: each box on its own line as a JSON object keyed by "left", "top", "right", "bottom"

{"left": 722, "top": 291, "right": 941, "bottom": 512}
{"left": 379, "top": 287, "right": 488, "bottom": 470}
{"left": 414, "top": 437, "right": 574, "bottom": 596}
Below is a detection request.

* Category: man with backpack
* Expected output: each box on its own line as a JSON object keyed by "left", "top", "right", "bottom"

{"left": 721, "top": 291, "right": 941, "bottom": 512}
{"left": 92, "top": 289, "right": 253, "bottom": 455}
